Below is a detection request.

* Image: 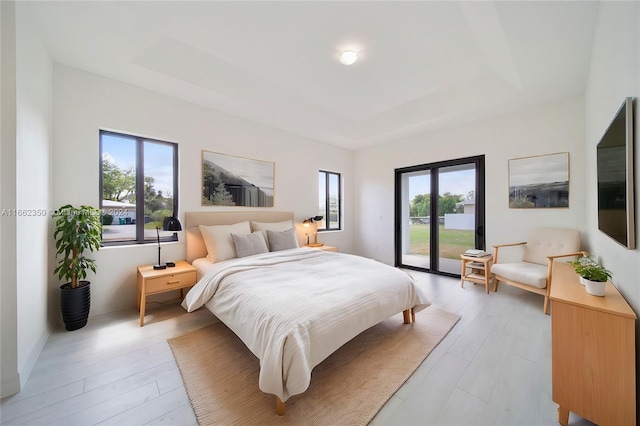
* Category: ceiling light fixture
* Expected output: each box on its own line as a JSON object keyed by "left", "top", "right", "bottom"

{"left": 339, "top": 50, "right": 358, "bottom": 65}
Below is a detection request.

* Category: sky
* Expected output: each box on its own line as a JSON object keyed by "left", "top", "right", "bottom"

{"left": 408, "top": 168, "right": 476, "bottom": 200}
{"left": 102, "top": 133, "right": 175, "bottom": 196}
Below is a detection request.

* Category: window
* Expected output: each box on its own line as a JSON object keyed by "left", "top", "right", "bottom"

{"left": 99, "top": 130, "right": 179, "bottom": 245}
{"left": 318, "top": 170, "right": 341, "bottom": 231}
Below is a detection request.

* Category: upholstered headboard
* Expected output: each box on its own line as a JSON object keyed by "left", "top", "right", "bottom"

{"left": 185, "top": 211, "right": 295, "bottom": 263}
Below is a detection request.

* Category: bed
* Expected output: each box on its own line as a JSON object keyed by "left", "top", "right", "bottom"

{"left": 181, "top": 211, "right": 430, "bottom": 415}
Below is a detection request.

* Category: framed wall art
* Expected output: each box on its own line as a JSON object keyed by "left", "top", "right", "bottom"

{"left": 508, "top": 152, "right": 569, "bottom": 208}
{"left": 202, "top": 151, "right": 274, "bottom": 207}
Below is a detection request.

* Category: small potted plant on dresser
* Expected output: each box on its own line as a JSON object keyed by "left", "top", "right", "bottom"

{"left": 570, "top": 254, "right": 612, "bottom": 296}
{"left": 53, "top": 205, "right": 102, "bottom": 330}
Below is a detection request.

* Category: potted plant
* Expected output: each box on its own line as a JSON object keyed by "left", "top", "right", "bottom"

{"left": 570, "top": 255, "right": 612, "bottom": 296}
{"left": 53, "top": 204, "right": 102, "bottom": 330}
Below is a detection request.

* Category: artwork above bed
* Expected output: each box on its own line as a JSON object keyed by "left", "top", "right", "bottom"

{"left": 201, "top": 151, "right": 274, "bottom": 207}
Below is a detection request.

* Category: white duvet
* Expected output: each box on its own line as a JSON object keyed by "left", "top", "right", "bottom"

{"left": 182, "top": 248, "right": 430, "bottom": 402}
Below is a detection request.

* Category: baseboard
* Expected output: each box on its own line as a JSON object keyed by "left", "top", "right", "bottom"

{"left": 16, "top": 325, "right": 50, "bottom": 392}
{"left": 1, "top": 373, "right": 21, "bottom": 398}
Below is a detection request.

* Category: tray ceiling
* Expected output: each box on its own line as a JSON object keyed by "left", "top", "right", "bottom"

{"left": 23, "top": 1, "right": 599, "bottom": 150}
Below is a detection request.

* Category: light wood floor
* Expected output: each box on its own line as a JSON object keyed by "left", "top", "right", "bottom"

{"left": 1, "top": 270, "right": 593, "bottom": 425}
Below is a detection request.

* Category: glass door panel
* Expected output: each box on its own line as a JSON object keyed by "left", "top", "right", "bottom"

{"left": 437, "top": 164, "right": 477, "bottom": 275}
{"left": 401, "top": 171, "right": 431, "bottom": 269}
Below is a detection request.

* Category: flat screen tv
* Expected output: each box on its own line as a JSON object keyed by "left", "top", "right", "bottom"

{"left": 596, "top": 97, "right": 635, "bottom": 249}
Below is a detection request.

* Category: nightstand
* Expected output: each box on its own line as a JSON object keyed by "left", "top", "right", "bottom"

{"left": 137, "top": 260, "right": 197, "bottom": 326}
{"left": 305, "top": 244, "right": 338, "bottom": 252}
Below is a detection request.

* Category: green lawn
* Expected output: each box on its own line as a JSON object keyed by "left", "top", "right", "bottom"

{"left": 409, "top": 224, "right": 475, "bottom": 259}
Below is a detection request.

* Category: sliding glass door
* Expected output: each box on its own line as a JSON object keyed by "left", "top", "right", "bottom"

{"left": 395, "top": 156, "right": 485, "bottom": 276}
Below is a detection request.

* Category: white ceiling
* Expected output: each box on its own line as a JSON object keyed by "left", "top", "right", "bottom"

{"left": 23, "top": 1, "right": 600, "bottom": 150}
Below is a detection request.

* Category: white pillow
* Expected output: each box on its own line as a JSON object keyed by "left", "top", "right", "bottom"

{"left": 231, "top": 231, "right": 269, "bottom": 258}
{"left": 199, "top": 221, "right": 251, "bottom": 262}
{"left": 266, "top": 228, "right": 299, "bottom": 252}
{"left": 251, "top": 220, "right": 295, "bottom": 249}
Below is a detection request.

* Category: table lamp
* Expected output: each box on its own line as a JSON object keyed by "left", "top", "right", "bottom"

{"left": 303, "top": 215, "right": 324, "bottom": 247}
{"left": 153, "top": 216, "right": 182, "bottom": 270}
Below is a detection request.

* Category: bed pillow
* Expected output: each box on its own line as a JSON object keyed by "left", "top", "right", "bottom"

{"left": 251, "top": 220, "right": 294, "bottom": 232}
{"left": 231, "top": 231, "right": 269, "bottom": 258}
{"left": 199, "top": 221, "right": 251, "bottom": 262}
{"left": 251, "top": 220, "right": 295, "bottom": 249}
{"left": 266, "top": 228, "right": 299, "bottom": 252}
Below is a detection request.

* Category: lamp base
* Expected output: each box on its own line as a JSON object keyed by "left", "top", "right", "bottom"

{"left": 307, "top": 243, "right": 324, "bottom": 247}
{"left": 153, "top": 264, "right": 167, "bottom": 270}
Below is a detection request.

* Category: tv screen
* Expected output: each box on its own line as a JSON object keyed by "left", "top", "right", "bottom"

{"left": 596, "top": 97, "right": 635, "bottom": 249}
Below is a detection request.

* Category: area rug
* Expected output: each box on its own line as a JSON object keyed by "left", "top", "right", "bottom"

{"left": 168, "top": 307, "right": 460, "bottom": 425}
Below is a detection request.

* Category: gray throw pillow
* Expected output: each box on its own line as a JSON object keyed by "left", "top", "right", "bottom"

{"left": 266, "top": 228, "right": 299, "bottom": 252}
{"left": 231, "top": 231, "right": 269, "bottom": 258}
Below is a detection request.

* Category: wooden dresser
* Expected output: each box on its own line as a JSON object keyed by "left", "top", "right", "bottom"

{"left": 550, "top": 262, "right": 636, "bottom": 426}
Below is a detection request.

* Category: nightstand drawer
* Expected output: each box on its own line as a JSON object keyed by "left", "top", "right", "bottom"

{"left": 145, "top": 271, "right": 197, "bottom": 294}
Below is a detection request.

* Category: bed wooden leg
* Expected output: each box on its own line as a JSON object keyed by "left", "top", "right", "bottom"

{"left": 276, "top": 396, "right": 285, "bottom": 416}
{"left": 403, "top": 308, "right": 416, "bottom": 324}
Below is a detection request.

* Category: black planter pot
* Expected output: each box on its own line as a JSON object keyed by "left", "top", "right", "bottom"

{"left": 60, "top": 281, "right": 91, "bottom": 331}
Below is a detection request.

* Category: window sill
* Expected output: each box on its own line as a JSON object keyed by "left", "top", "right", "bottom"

{"left": 318, "top": 229, "right": 342, "bottom": 234}
{"left": 101, "top": 239, "right": 180, "bottom": 249}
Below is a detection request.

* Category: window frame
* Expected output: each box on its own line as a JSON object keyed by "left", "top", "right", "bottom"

{"left": 394, "top": 154, "right": 485, "bottom": 276}
{"left": 318, "top": 170, "right": 342, "bottom": 232}
{"left": 99, "top": 130, "right": 179, "bottom": 246}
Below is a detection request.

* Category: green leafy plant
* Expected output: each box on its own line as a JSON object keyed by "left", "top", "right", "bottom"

{"left": 570, "top": 255, "right": 612, "bottom": 282}
{"left": 101, "top": 213, "right": 114, "bottom": 226}
{"left": 53, "top": 205, "right": 102, "bottom": 288}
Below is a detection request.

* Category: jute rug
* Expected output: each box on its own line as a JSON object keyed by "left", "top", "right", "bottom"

{"left": 168, "top": 307, "right": 460, "bottom": 425}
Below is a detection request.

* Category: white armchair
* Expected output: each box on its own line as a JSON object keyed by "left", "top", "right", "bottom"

{"left": 491, "top": 228, "right": 585, "bottom": 314}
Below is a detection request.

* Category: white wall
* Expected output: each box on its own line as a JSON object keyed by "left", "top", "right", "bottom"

{"left": 52, "top": 65, "right": 354, "bottom": 316}
{"left": 353, "top": 96, "right": 586, "bottom": 264}
{"left": 14, "top": 1, "right": 54, "bottom": 391}
{"left": 584, "top": 0, "right": 639, "bottom": 372}
{"left": 0, "top": 0, "right": 20, "bottom": 398}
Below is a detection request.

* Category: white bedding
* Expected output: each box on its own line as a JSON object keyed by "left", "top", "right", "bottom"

{"left": 182, "top": 248, "right": 430, "bottom": 402}
{"left": 191, "top": 256, "right": 225, "bottom": 279}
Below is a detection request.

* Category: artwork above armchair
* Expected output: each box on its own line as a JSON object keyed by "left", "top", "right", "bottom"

{"left": 508, "top": 152, "right": 569, "bottom": 209}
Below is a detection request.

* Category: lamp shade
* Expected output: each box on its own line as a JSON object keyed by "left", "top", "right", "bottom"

{"left": 303, "top": 216, "right": 323, "bottom": 225}
{"left": 162, "top": 217, "right": 182, "bottom": 232}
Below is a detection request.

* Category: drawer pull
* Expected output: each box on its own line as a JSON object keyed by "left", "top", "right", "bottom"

{"left": 167, "top": 280, "right": 180, "bottom": 285}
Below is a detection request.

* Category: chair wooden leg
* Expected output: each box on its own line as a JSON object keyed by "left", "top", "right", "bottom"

{"left": 493, "top": 278, "right": 499, "bottom": 292}
{"left": 411, "top": 307, "right": 416, "bottom": 323}
{"left": 276, "top": 396, "right": 285, "bottom": 416}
